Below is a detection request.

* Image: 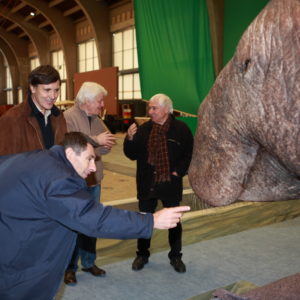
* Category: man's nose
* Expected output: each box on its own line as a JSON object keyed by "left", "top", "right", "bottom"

{"left": 49, "top": 90, "right": 57, "bottom": 99}
{"left": 89, "top": 161, "right": 96, "bottom": 172}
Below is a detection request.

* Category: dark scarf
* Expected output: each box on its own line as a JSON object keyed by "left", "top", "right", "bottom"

{"left": 147, "top": 116, "right": 171, "bottom": 183}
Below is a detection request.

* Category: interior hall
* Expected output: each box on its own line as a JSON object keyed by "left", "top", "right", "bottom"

{"left": 1, "top": 1, "right": 300, "bottom": 299}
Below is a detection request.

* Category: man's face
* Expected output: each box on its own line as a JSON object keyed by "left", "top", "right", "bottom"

{"left": 67, "top": 144, "right": 96, "bottom": 179}
{"left": 148, "top": 98, "right": 169, "bottom": 125}
{"left": 30, "top": 80, "right": 60, "bottom": 113}
{"left": 84, "top": 94, "right": 105, "bottom": 116}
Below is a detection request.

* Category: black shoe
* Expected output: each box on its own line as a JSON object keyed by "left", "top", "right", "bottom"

{"left": 170, "top": 258, "right": 186, "bottom": 273}
{"left": 64, "top": 269, "right": 77, "bottom": 285}
{"left": 132, "top": 256, "right": 148, "bottom": 271}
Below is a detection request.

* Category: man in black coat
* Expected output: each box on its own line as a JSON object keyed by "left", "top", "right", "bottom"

{"left": 123, "top": 94, "right": 194, "bottom": 273}
{"left": 0, "top": 132, "right": 190, "bottom": 300}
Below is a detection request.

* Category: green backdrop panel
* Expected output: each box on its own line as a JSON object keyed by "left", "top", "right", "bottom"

{"left": 177, "top": 116, "right": 198, "bottom": 136}
{"left": 223, "top": 0, "right": 270, "bottom": 66}
{"left": 134, "top": 0, "right": 215, "bottom": 115}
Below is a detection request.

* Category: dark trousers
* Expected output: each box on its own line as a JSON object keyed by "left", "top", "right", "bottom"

{"left": 136, "top": 197, "right": 182, "bottom": 260}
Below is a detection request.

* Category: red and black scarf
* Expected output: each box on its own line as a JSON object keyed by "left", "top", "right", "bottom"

{"left": 147, "top": 116, "right": 171, "bottom": 183}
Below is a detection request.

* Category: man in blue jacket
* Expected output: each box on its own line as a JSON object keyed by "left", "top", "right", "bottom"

{"left": 0, "top": 132, "right": 189, "bottom": 300}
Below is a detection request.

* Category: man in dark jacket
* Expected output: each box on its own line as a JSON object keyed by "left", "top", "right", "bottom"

{"left": 123, "top": 93, "right": 194, "bottom": 273}
{"left": 0, "top": 132, "right": 189, "bottom": 300}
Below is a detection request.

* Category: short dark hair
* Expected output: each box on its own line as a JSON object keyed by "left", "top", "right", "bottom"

{"left": 63, "top": 132, "right": 98, "bottom": 155}
{"left": 28, "top": 65, "right": 61, "bottom": 86}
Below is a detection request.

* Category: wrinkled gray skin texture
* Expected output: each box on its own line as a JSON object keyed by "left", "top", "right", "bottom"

{"left": 189, "top": 0, "right": 300, "bottom": 207}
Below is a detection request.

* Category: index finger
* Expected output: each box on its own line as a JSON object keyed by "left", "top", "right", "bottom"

{"left": 171, "top": 206, "right": 190, "bottom": 213}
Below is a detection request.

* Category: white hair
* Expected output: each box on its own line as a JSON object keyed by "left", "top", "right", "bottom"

{"left": 76, "top": 82, "right": 107, "bottom": 104}
{"left": 150, "top": 93, "right": 173, "bottom": 114}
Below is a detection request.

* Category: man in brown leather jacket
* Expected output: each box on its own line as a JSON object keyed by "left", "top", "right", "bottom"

{"left": 0, "top": 64, "right": 66, "bottom": 155}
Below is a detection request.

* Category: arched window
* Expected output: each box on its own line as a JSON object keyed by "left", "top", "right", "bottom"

{"left": 4, "top": 59, "right": 13, "bottom": 104}
{"left": 78, "top": 39, "right": 99, "bottom": 72}
{"left": 113, "top": 27, "right": 141, "bottom": 100}
{"left": 51, "top": 50, "right": 66, "bottom": 101}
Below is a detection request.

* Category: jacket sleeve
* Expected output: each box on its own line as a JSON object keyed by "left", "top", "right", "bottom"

{"left": 64, "top": 111, "right": 110, "bottom": 156}
{"left": 174, "top": 124, "right": 194, "bottom": 177}
{"left": 64, "top": 111, "right": 78, "bottom": 132}
{"left": 96, "top": 145, "right": 110, "bottom": 155}
{"left": 0, "top": 113, "right": 19, "bottom": 155}
{"left": 44, "top": 176, "right": 153, "bottom": 239}
{"left": 91, "top": 119, "right": 110, "bottom": 156}
{"left": 123, "top": 136, "right": 138, "bottom": 160}
{"left": 123, "top": 126, "right": 145, "bottom": 160}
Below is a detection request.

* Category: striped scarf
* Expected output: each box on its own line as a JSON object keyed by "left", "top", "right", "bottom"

{"left": 147, "top": 116, "right": 171, "bottom": 183}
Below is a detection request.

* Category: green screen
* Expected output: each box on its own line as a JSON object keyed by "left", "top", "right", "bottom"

{"left": 134, "top": 0, "right": 215, "bottom": 115}
{"left": 223, "top": 0, "right": 270, "bottom": 66}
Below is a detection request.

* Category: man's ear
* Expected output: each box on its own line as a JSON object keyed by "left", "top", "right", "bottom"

{"left": 65, "top": 148, "right": 75, "bottom": 162}
{"left": 29, "top": 84, "right": 36, "bottom": 94}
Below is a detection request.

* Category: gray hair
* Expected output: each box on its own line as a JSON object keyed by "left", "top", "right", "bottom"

{"left": 150, "top": 93, "right": 173, "bottom": 114}
{"left": 76, "top": 82, "right": 108, "bottom": 104}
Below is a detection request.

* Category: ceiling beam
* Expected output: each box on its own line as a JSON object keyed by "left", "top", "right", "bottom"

{"left": 11, "top": 2, "right": 27, "bottom": 13}
{"left": 6, "top": 23, "right": 19, "bottom": 32}
{"left": 49, "top": 0, "right": 64, "bottom": 8}
{"left": 38, "top": 20, "right": 50, "bottom": 28}
{"left": 24, "top": 11, "right": 40, "bottom": 22}
{"left": 18, "top": 32, "right": 27, "bottom": 38}
{"left": 63, "top": 5, "right": 81, "bottom": 17}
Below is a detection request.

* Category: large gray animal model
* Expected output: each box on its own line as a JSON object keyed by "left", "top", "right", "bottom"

{"left": 189, "top": 0, "right": 300, "bottom": 206}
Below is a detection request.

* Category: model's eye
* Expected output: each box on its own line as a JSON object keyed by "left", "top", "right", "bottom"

{"left": 243, "top": 59, "right": 251, "bottom": 72}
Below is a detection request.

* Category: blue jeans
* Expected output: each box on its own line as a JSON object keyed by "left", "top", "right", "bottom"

{"left": 67, "top": 184, "right": 101, "bottom": 272}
